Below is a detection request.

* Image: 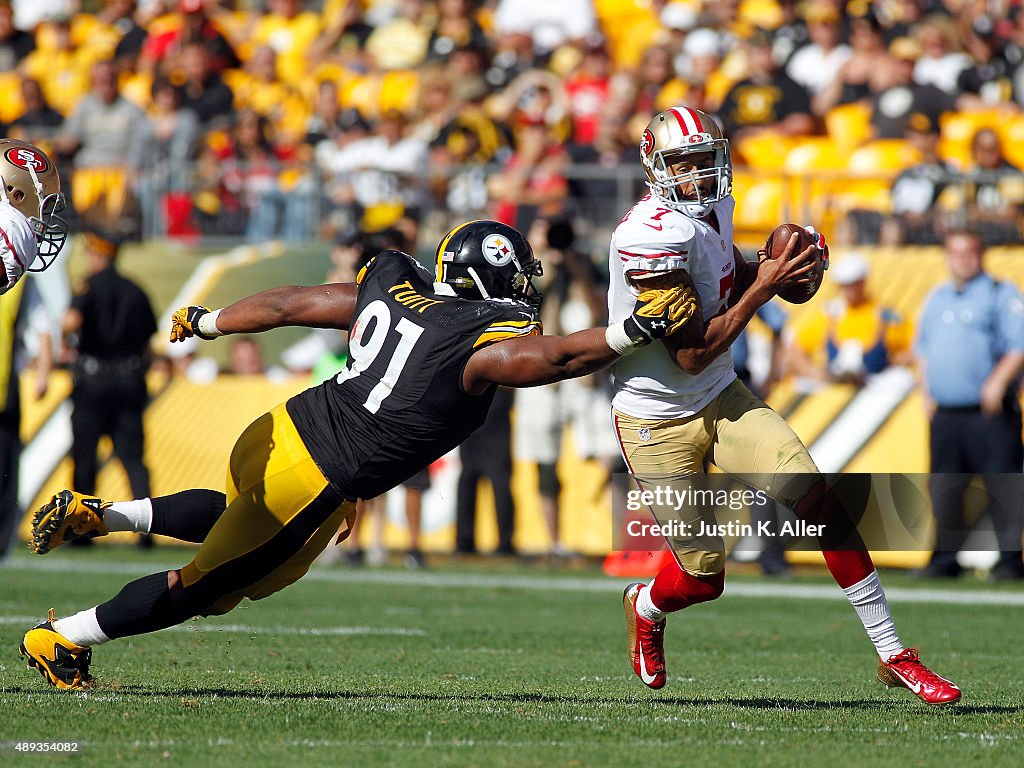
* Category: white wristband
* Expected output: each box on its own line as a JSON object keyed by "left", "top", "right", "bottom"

{"left": 605, "top": 322, "right": 640, "bottom": 356}
{"left": 197, "top": 308, "right": 225, "bottom": 338}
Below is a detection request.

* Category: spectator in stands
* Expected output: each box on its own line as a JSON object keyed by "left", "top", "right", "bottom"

{"left": 249, "top": 0, "right": 322, "bottom": 84}
{"left": 489, "top": 110, "right": 569, "bottom": 232}
{"left": 717, "top": 27, "right": 816, "bottom": 143}
{"left": 22, "top": 15, "right": 94, "bottom": 120}
{"left": 0, "top": 276, "right": 53, "bottom": 561}
{"left": 63, "top": 230, "right": 157, "bottom": 549}
{"left": 786, "top": 1, "right": 851, "bottom": 115}
{"left": 101, "top": 0, "right": 148, "bottom": 69}
{"left": 770, "top": 0, "right": 809, "bottom": 67}
{"left": 307, "top": 0, "right": 373, "bottom": 69}
{"left": 455, "top": 387, "right": 516, "bottom": 556}
{"left": 869, "top": 36, "right": 954, "bottom": 139}
{"left": 911, "top": 14, "right": 970, "bottom": 96}
{"left": 513, "top": 218, "right": 613, "bottom": 557}
{"left": 0, "top": 0, "right": 34, "bottom": 71}
{"left": 492, "top": 0, "right": 598, "bottom": 60}
{"left": 229, "top": 45, "right": 310, "bottom": 144}
{"left": 956, "top": 15, "right": 1015, "bottom": 111}
{"left": 314, "top": 107, "right": 371, "bottom": 237}
{"left": 915, "top": 230, "right": 1024, "bottom": 581}
{"left": 884, "top": 112, "right": 958, "bottom": 245}
{"left": 141, "top": 0, "right": 240, "bottom": 76}
{"left": 134, "top": 76, "right": 199, "bottom": 238}
{"left": 55, "top": 59, "right": 148, "bottom": 231}
{"left": 227, "top": 336, "right": 265, "bottom": 376}
{"left": 304, "top": 79, "right": 345, "bottom": 147}
{"left": 945, "top": 128, "right": 1024, "bottom": 244}
{"left": 426, "top": 0, "right": 487, "bottom": 63}
{"left": 815, "top": 11, "right": 887, "bottom": 116}
{"left": 613, "top": 44, "right": 686, "bottom": 124}
{"left": 364, "top": 0, "right": 430, "bottom": 70}
{"left": 174, "top": 42, "right": 234, "bottom": 128}
{"left": 785, "top": 254, "right": 912, "bottom": 387}
{"left": 675, "top": 27, "right": 731, "bottom": 114}
{"left": 8, "top": 78, "right": 64, "bottom": 145}
{"left": 563, "top": 37, "right": 612, "bottom": 148}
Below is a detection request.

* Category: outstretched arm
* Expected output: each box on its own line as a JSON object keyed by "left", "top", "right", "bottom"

{"left": 463, "top": 329, "right": 618, "bottom": 393}
{"left": 170, "top": 283, "right": 359, "bottom": 341}
{"left": 463, "top": 285, "right": 698, "bottom": 394}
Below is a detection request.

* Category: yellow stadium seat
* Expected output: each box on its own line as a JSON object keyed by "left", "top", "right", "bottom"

{"left": 833, "top": 178, "right": 893, "bottom": 213}
{"left": 783, "top": 138, "right": 846, "bottom": 174}
{"left": 734, "top": 132, "right": 797, "bottom": 171}
{"left": 733, "top": 177, "right": 786, "bottom": 232}
{"left": 847, "top": 140, "right": 921, "bottom": 175}
{"left": 999, "top": 115, "right": 1024, "bottom": 170}
{"left": 0, "top": 72, "right": 24, "bottom": 124}
{"left": 824, "top": 102, "right": 872, "bottom": 153}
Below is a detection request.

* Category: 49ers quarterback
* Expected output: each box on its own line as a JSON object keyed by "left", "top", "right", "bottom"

{"left": 611, "top": 106, "right": 962, "bottom": 705}
{"left": 0, "top": 138, "right": 68, "bottom": 294}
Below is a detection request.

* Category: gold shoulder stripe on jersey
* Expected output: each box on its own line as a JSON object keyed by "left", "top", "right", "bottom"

{"left": 473, "top": 322, "right": 542, "bottom": 348}
{"left": 355, "top": 256, "right": 378, "bottom": 285}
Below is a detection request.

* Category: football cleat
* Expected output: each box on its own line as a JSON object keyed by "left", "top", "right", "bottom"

{"left": 623, "top": 582, "right": 667, "bottom": 689}
{"left": 877, "top": 648, "right": 962, "bottom": 705}
{"left": 20, "top": 609, "right": 94, "bottom": 690}
{"left": 31, "top": 490, "right": 110, "bottom": 554}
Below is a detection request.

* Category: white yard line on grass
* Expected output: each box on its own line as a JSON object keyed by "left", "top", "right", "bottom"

{"left": 5, "top": 557, "right": 1024, "bottom": 607}
{"left": 0, "top": 615, "right": 424, "bottom": 636}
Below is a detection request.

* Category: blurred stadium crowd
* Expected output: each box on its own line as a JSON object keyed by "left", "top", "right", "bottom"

{"left": 2, "top": 0, "right": 1024, "bottom": 248}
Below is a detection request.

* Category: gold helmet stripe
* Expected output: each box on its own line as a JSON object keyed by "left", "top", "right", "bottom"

{"left": 435, "top": 220, "right": 480, "bottom": 282}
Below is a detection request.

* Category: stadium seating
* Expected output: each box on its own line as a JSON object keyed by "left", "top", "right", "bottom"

{"left": 824, "top": 102, "right": 872, "bottom": 154}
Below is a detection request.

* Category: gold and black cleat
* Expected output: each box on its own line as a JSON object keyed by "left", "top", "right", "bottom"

{"left": 31, "top": 490, "right": 110, "bottom": 554}
{"left": 20, "top": 610, "right": 94, "bottom": 690}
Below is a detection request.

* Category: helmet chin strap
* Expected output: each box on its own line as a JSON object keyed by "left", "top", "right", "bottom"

{"left": 466, "top": 266, "right": 492, "bottom": 300}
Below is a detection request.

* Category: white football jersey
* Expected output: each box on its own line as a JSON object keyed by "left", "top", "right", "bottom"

{"left": 608, "top": 193, "right": 738, "bottom": 419}
{"left": 0, "top": 202, "right": 38, "bottom": 295}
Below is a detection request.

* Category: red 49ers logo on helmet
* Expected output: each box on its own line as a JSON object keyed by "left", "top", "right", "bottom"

{"left": 5, "top": 146, "right": 49, "bottom": 173}
{"left": 639, "top": 129, "right": 654, "bottom": 157}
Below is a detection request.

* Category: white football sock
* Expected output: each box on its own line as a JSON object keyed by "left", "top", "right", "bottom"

{"left": 842, "top": 570, "right": 904, "bottom": 660}
{"left": 103, "top": 499, "right": 153, "bottom": 533}
{"left": 53, "top": 607, "right": 110, "bottom": 647}
{"left": 635, "top": 580, "right": 666, "bottom": 622}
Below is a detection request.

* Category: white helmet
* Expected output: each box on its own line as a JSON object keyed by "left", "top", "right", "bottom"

{"left": 0, "top": 138, "right": 68, "bottom": 272}
{"left": 639, "top": 106, "right": 732, "bottom": 216}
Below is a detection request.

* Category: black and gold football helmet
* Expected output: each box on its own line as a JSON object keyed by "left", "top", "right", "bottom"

{"left": 435, "top": 220, "right": 543, "bottom": 308}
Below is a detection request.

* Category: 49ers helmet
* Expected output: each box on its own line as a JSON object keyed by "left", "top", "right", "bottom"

{"left": 0, "top": 138, "right": 68, "bottom": 271}
{"left": 435, "top": 220, "right": 543, "bottom": 307}
{"left": 639, "top": 107, "right": 732, "bottom": 216}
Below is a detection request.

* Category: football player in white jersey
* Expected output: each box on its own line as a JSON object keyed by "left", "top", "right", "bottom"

{"left": 0, "top": 138, "right": 68, "bottom": 294}
{"left": 611, "top": 106, "right": 961, "bottom": 705}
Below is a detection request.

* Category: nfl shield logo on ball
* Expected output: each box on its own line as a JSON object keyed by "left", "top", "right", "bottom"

{"left": 638, "top": 427, "right": 651, "bottom": 442}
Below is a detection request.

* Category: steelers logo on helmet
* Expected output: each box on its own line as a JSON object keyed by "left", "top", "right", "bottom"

{"left": 4, "top": 146, "right": 49, "bottom": 173}
{"left": 482, "top": 233, "right": 515, "bottom": 267}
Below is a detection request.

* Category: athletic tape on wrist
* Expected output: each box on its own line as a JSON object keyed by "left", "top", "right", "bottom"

{"left": 605, "top": 322, "right": 641, "bottom": 356}
{"left": 197, "top": 309, "right": 224, "bottom": 338}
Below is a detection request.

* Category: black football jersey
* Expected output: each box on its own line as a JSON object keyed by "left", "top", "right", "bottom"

{"left": 286, "top": 251, "right": 541, "bottom": 499}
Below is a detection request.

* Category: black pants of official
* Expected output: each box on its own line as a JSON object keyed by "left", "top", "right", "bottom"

{"left": 0, "top": 379, "right": 21, "bottom": 558}
{"left": 928, "top": 403, "right": 1024, "bottom": 571}
{"left": 70, "top": 371, "right": 151, "bottom": 498}
{"left": 455, "top": 431, "right": 515, "bottom": 554}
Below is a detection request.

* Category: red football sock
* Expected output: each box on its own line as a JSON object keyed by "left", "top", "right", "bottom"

{"left": 821, "top": 549, "right": 874, "bottom": 589}
{"left": 648, "top": 560, "right": 725, "bottom": 613}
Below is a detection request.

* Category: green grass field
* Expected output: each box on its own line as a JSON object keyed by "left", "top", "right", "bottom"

{"left": 1, "top": 548, "right": 1022, "bottom": 767}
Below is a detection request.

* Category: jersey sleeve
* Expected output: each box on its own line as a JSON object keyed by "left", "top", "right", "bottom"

{"left": 472, "top": 316, "right": 543, "bottom": 349}
{"left": 0, "top": 204, "right": 36, "bottom": 295}
{"left": 613, "top": 214, "right": 695, "bottom": 279}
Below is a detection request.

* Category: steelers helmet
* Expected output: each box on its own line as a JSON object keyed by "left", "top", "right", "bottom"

{"left": 435, "top": 220, "right": 543, "bottom": 307}
{"left": 639, "top": 106, "right": 732, "bottom": 216}
{"left": 0, "top": 138, "right": 68, "bottom": 271}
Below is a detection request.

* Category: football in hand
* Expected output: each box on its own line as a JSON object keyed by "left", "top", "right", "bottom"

{"left": 760, "top": 223, "right": 826, "bottom": 305}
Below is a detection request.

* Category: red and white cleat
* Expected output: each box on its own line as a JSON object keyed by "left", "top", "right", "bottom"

{"left": 623, "top": 582, "right": 667, "bottom": 689}
{"left": 877, "top": 648, "right": 962, "bottom": 705}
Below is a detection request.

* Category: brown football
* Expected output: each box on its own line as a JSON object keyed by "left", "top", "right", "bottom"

{"left": 760, "top": 223, "right": 825, "bottom": 305}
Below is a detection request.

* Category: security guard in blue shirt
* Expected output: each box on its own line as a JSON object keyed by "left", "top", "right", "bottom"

{"left": 915, "top": 229, "right": 1024, "bottom": 579}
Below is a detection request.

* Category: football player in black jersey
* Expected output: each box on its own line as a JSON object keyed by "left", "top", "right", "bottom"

{"left": 20, "top": 220, "right": 698, "bottom": 689}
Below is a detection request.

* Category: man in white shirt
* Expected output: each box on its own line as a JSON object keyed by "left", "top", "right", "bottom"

{"left": 611, "top": 106, "right": 961, "bottom": 705}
